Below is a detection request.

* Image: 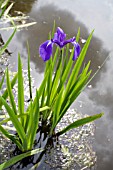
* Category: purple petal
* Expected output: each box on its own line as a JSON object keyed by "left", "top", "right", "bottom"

{"left": 39, "top": 40, "right": 53, "bottom": 61}
{"left": 72, "top": 42, "right": 81, "bottom": 60}
{"left": 63, "top": 37, "right": 76, "bottom": 46}
{"left": 52, "top": 27, "right": 66, "bottom": 48}
{"left": 52, "top": 38, "right": 63, "bottom": 48}
{"left": 76, "top": 43, "right": 81, "bottom": 55}
{"left": 56, "top": 27, "right": 66, "bottom": 42}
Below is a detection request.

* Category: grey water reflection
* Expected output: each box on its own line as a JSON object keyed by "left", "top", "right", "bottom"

{"left": 2, "top": 0, "right": 113, "bottom": 169}
{"left": 10, "top": 0, "right": 37, "bottom": 15}
{"left": 88, "top": 52, "right": 113, "bottom": 170}
{"left": 10, "top": 4, "right": 109, "bottom": 77}
{"left": 73, "top": 51, "right": 113, "bottom": 169}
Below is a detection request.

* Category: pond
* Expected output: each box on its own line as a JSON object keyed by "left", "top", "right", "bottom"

{"left": 0, "top": 0, "right": 113, "bottom": 169}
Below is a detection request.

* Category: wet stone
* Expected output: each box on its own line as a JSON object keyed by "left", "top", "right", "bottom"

{"left": 44, "top": 109, "right": 96, "bottom": 170}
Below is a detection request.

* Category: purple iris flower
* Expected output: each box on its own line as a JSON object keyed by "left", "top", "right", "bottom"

{"left": 39, "top": 27, "right": 81, "bottom": 61}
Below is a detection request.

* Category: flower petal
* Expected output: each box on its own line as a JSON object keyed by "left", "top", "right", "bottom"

{"left": 56, "top": 27, "right": 66, "bottom": 42}
{"left": 52, "top": 27, "right": 66, "bottom": 48}
{"left": 72, "top": 42, "right": 81, "bottom": 60}
{"left": 63, "top": 37, "right": 75, "bottom": 46}
{"left": 39, "top": 40, "right": 53, "bottom": 61}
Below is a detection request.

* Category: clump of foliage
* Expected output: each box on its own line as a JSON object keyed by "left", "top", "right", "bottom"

{"left": 0, "top": 25, "right": 103, "bottom": 169}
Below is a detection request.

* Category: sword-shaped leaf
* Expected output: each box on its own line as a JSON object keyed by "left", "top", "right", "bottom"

{"left": 0, "top": 73, "right": 18, "bottom": 109}
{"left": 18, "top": 54, "right": 24, "bottom": 126}
{"left": 57, "top": 113, "right": 104, "bottom": 136}
{"left": 0, "top": 124, "right": 23, "bottom": 150}
{"left": 0, "top": 71, "right": 5, "bottom": 90}
{"left": 6, "top": 68, "right": 17, "bottom": 115}
{"left": 0, "top": 148, "right": 43, "bottom": 170}
{"left": 0, "top": 96, "right": 27, "bottom": 146}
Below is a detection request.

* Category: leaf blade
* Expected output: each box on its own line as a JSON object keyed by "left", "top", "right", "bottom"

{"left": 0, "top": 29, "right": 16, "bottom": 56}
{"left": 0, "top": 73, "right": 18, "bottom": 109}
{"left": 0, "top": 124, "right": 23, "bottom": 150}
{"left": 18, "top": 54, "right": 25, "bottom": 126}
{"left": 6, "top": 68, "right": 17, "bottom": 115}
{"left": 57, "top": 113, "right": 104, "bottom": 136}
{"left": 0, "top": 96, "right": 27, "bottom": 147}
{"left": 0, "top": 148, "right": 43, "bottom": 170}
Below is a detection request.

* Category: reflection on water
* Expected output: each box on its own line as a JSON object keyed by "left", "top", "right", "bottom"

{"left": 9, "top": 4, "right": 109, "bottom": 76}
{"left": 88, "top": 52, "right": 113, "bottom": 170}
{"left": 11, "top": 0, "right": 37, "bottom": 15}
{"left": 1, "top": 0, "right": 113, "bottom": 169}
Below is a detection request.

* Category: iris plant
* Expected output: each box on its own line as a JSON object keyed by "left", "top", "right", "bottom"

{"left": 39, "top": 27, "right": 81, "bottom": 61}
{"left": 0, "top": 25, "right": 104, "bottom": 170}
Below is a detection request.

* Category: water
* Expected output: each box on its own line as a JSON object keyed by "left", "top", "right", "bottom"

{"left": 1, "top": 0, "right": 113, "bottom": 169}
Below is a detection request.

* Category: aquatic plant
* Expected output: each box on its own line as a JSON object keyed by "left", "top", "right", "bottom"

{"left": 0, "top": 26, "right": 103, "bottom": 169}
{"left": 38, "top": 26, "right": 103, "bottom": 136}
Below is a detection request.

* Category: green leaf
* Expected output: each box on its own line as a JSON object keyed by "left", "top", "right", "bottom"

{"left": 39, "top": 106, "right": 50, "bottom": 112}
{"left": 46, "top": 68, "right": 52, "bottom": 105}
{"left": 23, "top": 42, "right": 33, "bottom": 132}
{"left": 40, "top": 69, "right": 52, "bottom": 116}
{"left": 0, "top": 71, "right": 5, "bottom": 90}
{"left": 38, "top": 70, "right": 49, "bottom": 98}
{"left": 0, "top": 96, "right": 27, "bottom": 148}
{"left": 0, "top": 124, "right": 23, "bottom": 150}
{"left": 26, "top": 101, "right": 33, "bottom": 149}
{"left": 80, "top": 61, "right": 91, "bottom": 79}
{"left": 0, "top": 148, "right": 43, "bottom": 170}
{"left": 57, "top": 113, "right": 104, "bottom": 136}
{"left": 27, "top": 42, "right": 32, "bottom": 100}
{"left": 0, "top": 73, "right": 18, "bottom": 109}
{"left": 69, "top": 71, "right": 91, "bottom": 100}
{"left": 0, "top": 29, "right": 16, "bottom": 56}
{"left": 52, "top": 47, "right": 59, "bottom": 71}
{"left": 65, "top": 30, "right": 94, "bottom": 95}
{"left": 40, "top": 87, "right": 45, "bottom": 108}
{"left": 59, "top": 72, "right": 91, "bottom": 123}
{"left": 64, "top": 62, "right": 91, "bottom": 102}
{"left": 76, "top": 27, "right": 80, "bottom": 42}
{"left": 27, "top": 90, "right": 40, "bottom": 150}
{"left": 45, "top": 55, "right": 52, "bottom": 77}
{"left": 0, "top": 0, "right": 9, "bottom": 18}
{"left": 50, "top": 59, "right": 62, "bottom": 104}
{"left": 43, "top": 47, "right": 59, "bottom": 102}
{"left": 0, "top": 113, "right": 28, "bottom": 125}
{"left": 52, "top": 20, "right": 56, "bottom": 38}
{"left": 49, "top": 50, "right": 63, "bottom": 105}
{"left": 6, "top": 68, "right": 17, "bottom": 115}
{"left": 18, "top": 54, "right": 25, "bottom": 126}
{"left": 50, "top": 88, "right": 64, "bottom": 135}
{"left": 58, "top": 47, "right": 74, "bottom": 90}
{"left": 62, "top": 44, "right": 69, "bottom": 75}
